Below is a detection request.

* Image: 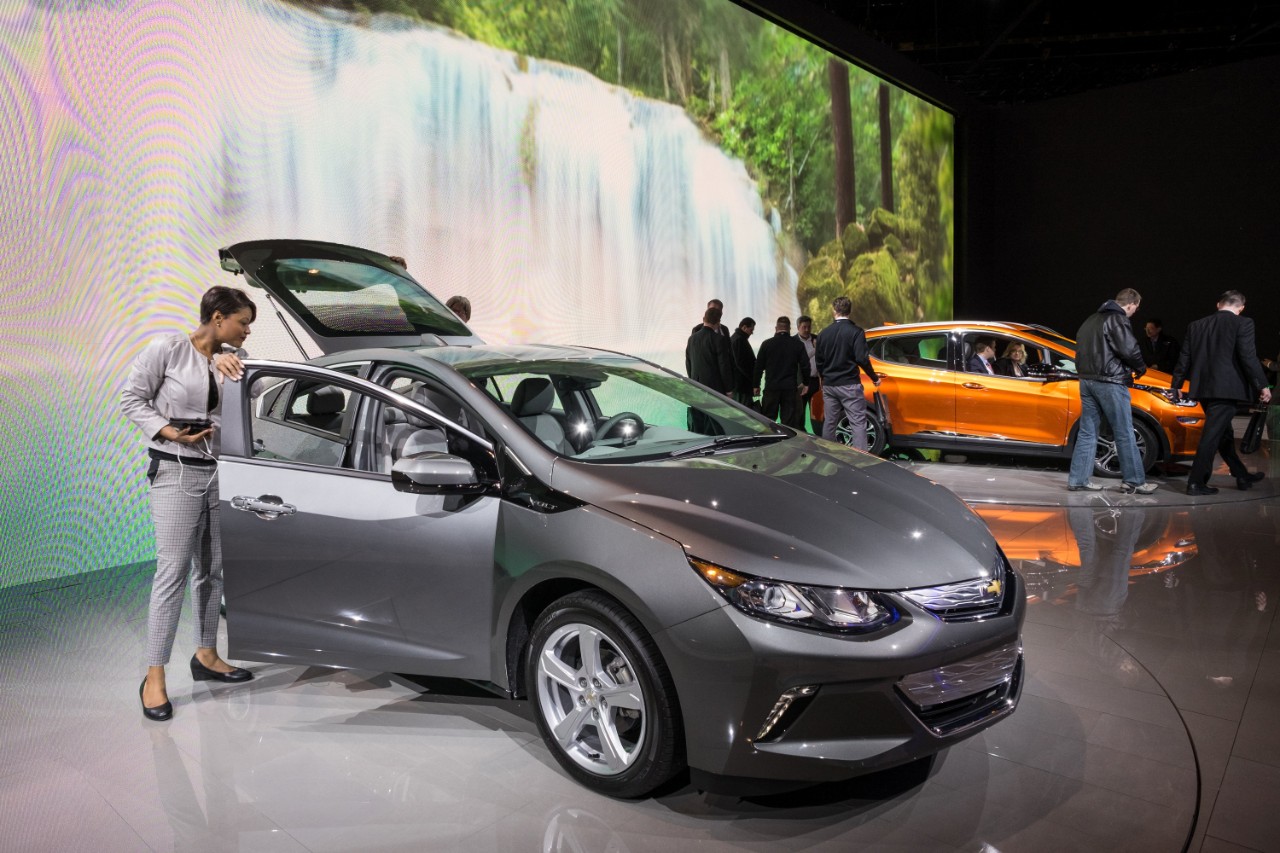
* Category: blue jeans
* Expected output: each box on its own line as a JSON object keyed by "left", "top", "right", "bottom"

{"left": 1069, "top": 379, "right": 1145, "bottom": 486}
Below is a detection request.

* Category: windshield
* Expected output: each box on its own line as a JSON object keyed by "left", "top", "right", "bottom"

{"left": 255, "top": 257, "right": 470, "bottom": 338}
{"left": 457, "top": 357, "right": 787, "bottom": 463}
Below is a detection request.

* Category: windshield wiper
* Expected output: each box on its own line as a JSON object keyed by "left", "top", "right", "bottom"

{"left": 668, "top": 433, "right": 789, "bottom": 458}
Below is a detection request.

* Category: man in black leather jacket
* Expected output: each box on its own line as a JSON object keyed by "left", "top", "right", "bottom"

{"left": 1068, "top": 288, "right": 1156, "bottom": 494}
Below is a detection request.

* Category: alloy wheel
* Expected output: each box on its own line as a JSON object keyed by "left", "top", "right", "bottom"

{"left": 535, "top": 622, "right": 647, "bottom": 776}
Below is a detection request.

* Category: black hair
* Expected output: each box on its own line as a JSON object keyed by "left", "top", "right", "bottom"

{"left": 200, "top": 286, "right": 256, "bottom": 324}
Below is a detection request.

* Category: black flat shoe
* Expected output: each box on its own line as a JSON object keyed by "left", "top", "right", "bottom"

{"left": 190, "top": 655, "right": 253, "bottom": 683}
{"left": 140, "top": 679, "right": 173, "bottom": 722}
{"left": 1186, "top": 483, "right": 1219, "bottom": 496}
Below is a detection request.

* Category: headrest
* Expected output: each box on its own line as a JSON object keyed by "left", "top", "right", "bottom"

{"left": 307, "top": 386, "right": 344, "bottom": 416}
{"left": 402, "top": 384, "right": 465, "bottom": 430}
{"left": 511, "top": 377, "right": 555, "bottom": 417}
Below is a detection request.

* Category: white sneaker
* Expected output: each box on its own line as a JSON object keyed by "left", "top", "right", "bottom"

{"left": 1120, "top": 482, "right": 1158, "bottom": 494}
{"left": 1068, "top": 481, "right": 1103, "bottom": 491}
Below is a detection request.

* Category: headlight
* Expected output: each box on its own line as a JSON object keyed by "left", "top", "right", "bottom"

{"left": 1136, "top": 384, "right": 1197, "bottom": 408}
{"left": 690, "top": 557, "right": 898, "bottom": 633}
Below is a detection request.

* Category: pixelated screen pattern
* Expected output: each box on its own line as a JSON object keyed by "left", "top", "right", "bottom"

{"left": 0, "top": 0, "right": 953, "bottom": 586}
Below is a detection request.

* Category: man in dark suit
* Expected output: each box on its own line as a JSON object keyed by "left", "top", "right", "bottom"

{"left": 729, "top": 317, "right": 757, "bottom": 406}
{"left": 966, "top": 338, "right": 998, "bottom": 375}
{"left": 753, "top": 316, "right": 811, "bottom": 428}
{"left": 1138, "top": 318, "right": 1180, "bottom": 372}
{"left": 690, "top": 299, "right": 731, "bottom": 339}
{"left": 686, "top": 305, "right": 734, "bottom": 392}
{"left": 1171, "top": 290, "right": 1272, "bottom": 495}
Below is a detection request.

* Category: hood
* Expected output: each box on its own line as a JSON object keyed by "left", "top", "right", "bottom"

{"left": 1097, "top": 300, "right": 1126, "bottom": 315}
{"left": 219, "top": 239, "right": 483, "bottom": 354}
{"left": 550, "top": 436, "right": 1000, "bottom": 591}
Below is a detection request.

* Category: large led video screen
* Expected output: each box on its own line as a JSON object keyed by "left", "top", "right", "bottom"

{"left": 0, "top": 0, "right": 954, "bottom": 587}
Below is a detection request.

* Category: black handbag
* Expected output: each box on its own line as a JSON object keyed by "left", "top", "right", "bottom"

{"left": 1240, "top": 408, "right": 1267, "bottom": 454}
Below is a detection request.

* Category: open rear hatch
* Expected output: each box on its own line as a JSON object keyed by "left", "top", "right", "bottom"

{"left": 219, "top": 239, "right": 481, "bottom": 354}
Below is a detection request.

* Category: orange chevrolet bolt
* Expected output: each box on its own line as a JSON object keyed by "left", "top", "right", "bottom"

{"left": 835, "top": 321, "right": 1204, "bottom": 477}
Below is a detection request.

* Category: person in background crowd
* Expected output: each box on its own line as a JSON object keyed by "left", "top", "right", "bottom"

{"left": 1260, "top": 334, "right": 1279, "bottom": 382}
{"left": 691, "top": 299, "right": 730, "bottom": 338}
{"left": 796, "top": 315, "right": 820, "bottom": 433}
{"left": 966, "top": 338, "right": 998, "bottom": 374}
{"left": 388, "top": 255, "right": 407, "bottom": 269}
{"left": 753, "top": 316, "right": 810, "bottom": 428}
{"left": 686, "top": 305, "right": 734, "bottom": 394}
{"left": 1067, "top": 288, "right": 1156, "bottom": 494}
{"left": 729, "top": 317, "right": 757, "bottom": 407}
{"left": 1171, "top": 290, "right": 1271, "bottom": 494}
{"left": 996, "top": 341, "right": 1031, "bottom": 377}
{"left": 121, "top": 286, "right": 257, "bottom": 722}
{"left": 446, "top": 295, "right": 471, "bottom": 323}
{"left": 1139, "top": 317, "right": 1180, "bottom": 372}
{"left": 815, "top": 296, "right": 880, "bottom": 449}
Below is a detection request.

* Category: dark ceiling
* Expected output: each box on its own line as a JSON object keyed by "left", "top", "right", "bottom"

{"left": 808, "top": 0, "right": 1280, "bottom": 104}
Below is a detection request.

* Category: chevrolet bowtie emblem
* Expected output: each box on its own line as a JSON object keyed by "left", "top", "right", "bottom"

{"left": 985, "top": 579, "right": 1002, "bottom": 596}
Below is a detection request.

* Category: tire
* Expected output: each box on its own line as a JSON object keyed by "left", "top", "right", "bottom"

{"left": 527, "top": 591, "right": 684, "bottom": 798}
{"left": 1092, "top": 417, "right": 1159, "bottom": 478}
{"left": 834, "top": 414, "right": 888, "bottom": 455}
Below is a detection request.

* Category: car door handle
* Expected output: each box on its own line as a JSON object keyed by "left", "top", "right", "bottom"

{"left": 962, "top": 382, "right": 987, "bottom": 390}
{"left": 231, "top": 494, "right": 297, "bottom": 521}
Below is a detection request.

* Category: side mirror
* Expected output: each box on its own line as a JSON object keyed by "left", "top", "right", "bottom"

{"left": 392, "top": 452, "right": 486, "bottom": 495}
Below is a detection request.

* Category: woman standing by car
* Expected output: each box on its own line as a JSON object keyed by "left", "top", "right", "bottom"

{"left": 121, "top": 286, "right": 257, "bottom": 721}
{"left": 996, "top": 342, "right": 1031, "bottom": 377}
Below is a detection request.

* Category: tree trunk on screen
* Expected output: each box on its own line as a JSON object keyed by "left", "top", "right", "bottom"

{"left": 878, "top": 83, "right": 894, "bottom": 212}
{"left": 661, "top": 36, "right": 670, "bottom": 100}
{"left": 828, "top": 59, "right": 855, "bottom": 239}
{"left": 667, "top": 31, "right": 689, "bottom": 103}
{"left": 719, "top": 45, "right": 732, "bottom": 111}
{"left": 617, "top": 26, "right": 624, "bottom": 85}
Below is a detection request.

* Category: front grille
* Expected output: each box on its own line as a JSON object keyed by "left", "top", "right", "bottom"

{"left": 900, "top": 551, "right": 1011, "bottom": 622}
{"left": 896, "top": 642, "right": 1023, "bottom": 737}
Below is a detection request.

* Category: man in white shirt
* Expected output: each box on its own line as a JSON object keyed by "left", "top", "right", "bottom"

{"left": 796, "top": 315, "right": 819, "bottom": 433}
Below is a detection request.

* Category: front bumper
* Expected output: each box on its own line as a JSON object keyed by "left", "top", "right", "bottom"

{"left": 656, "top": 568, "right": 1025, "bottom": 783}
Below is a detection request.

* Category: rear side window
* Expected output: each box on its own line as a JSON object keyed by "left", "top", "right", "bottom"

{"left": 876, "top": 333, "right": 948, "bottom": 368}
{"left": 249, "top": 367, "right": 365, "bottom": 469}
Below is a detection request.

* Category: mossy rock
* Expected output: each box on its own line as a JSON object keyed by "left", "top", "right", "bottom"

{"left": 796, "top": 243, "right": 846, "bottom": 321}
{"left": 883, "top": 232, "right": 904, "bottom": 257}
{"left": 865, "top": 207, "right": 920, "bottom": 251}
{"left": 847, "top": 249, "right": 914, "bottom": 326}
{"left": 841, "top": 223, "right": 869, "bottom": 262}
{"left": 815, "top": 234, "right": 844, "bottom": 266}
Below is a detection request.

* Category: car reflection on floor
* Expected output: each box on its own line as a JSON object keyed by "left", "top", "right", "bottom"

{"left": 973, "top": 504, "right": 1197, "bottom": 607}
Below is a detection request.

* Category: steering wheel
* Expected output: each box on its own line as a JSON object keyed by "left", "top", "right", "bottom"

{"left": 594, "top": 411, "right": 645, "bottom": 444}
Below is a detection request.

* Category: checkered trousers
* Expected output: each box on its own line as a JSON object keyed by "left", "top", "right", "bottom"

{"left": 144, "top": 459, "right": 222, "bottom": 667}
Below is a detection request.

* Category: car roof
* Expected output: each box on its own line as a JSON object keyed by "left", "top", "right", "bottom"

{"left": 312, "top": 342, "right": 643, "bottom": 372}
{"left": 869, "top": 320, "right": 1040, "bottom": 334}
{"left": 869, "top": 320, "right": 1077, "bottom": 347}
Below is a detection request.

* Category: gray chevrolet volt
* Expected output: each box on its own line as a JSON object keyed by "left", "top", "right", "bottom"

{"left": 217, "top": 240, "right": 1024, "bottom": 797}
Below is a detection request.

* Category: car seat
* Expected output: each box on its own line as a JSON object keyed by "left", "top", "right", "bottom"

{"left": 511, "top": 377, "right": 567, "bottom": 453}
{"left": 380, "top": 384, "right": 464, "bottom": 472}
{"left": 296, "top": 386, "right": 345, "bottom": 433}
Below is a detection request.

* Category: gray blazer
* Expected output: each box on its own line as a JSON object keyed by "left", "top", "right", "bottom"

{"left": 121, "top": 334, "right": 242, "bottom": 458}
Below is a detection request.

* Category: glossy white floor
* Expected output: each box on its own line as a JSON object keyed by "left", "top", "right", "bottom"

{"left": 2, "top": 435, "right": 1277, "bottom": 852}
